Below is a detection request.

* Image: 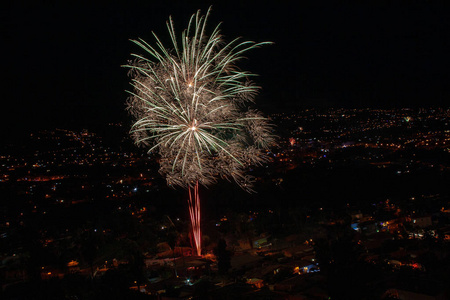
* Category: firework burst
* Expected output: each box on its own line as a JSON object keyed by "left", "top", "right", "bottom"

{"left": 125, "top": 7, "right": 273, "bottom": 255}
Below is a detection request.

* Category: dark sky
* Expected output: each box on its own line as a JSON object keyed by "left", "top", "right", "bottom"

{"left": 2, "top": 1, "right": 449, "bottom": 136}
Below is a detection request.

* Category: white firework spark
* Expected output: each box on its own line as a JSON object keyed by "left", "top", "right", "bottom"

{"left": 125, "top": 7, "right": 274, "bottom": 192}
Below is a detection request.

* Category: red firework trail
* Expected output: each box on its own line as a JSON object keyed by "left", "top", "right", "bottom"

{"left": 188, "top": 181, "right": 201, "bottom": 256}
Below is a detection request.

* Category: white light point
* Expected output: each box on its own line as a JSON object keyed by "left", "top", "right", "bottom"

{"left": 188, "top": 119, "right": 198, "bottom": 131}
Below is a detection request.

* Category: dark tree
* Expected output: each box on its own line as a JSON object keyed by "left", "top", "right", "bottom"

{"left": 314, "top": 225, "right": 369, "bottom": 300}
{"left": 80, "top": 234, "right": 99, "bottom": 280}
{"left": 213, "top": 239, "right": 232, "bottom": 274}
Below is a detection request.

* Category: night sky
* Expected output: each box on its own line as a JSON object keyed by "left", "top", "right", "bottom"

{"left": 2, "top": 1, "right": 449, "bottom": 137}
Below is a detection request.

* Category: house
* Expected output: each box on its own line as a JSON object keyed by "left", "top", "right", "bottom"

{"left": 412, "top": 215, "right": 432, "bottom": 228}
{"left": 174, "top": 257, "right": 211, "bottom": 278}
{"left": 253, "top": 235, "right": 272, "bottom": 249}
{"left": 351, "top": 211, "right": 363, "bottom": 221}
{"left": 283, "top": 245, "right": 314, "bottom": 259}
{"left": 292, "top": 260, "right": 318, "bottom": 274}
{"left": 246, "top": 278, "right": 264, "bottom": 289}
{"left": 378, "top": 219, "right": 401, "bottom": 233}
{"left": 230, "top": 254, "right": 263, "bottom": 272}
{"left": 360, "top": 221, "right": 378, "bottom": 235}
{"left": 244, "top": 263, "right": 282, "bottom": 280}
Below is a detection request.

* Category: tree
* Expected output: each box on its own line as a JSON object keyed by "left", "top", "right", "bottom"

{"left": 213, "top": 239, "right": 232, "bottom": 275}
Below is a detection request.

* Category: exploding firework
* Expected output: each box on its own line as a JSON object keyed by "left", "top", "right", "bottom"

{"left": 125, "top": 7, "right": 274, "bottom": 256}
